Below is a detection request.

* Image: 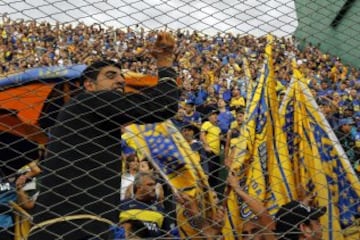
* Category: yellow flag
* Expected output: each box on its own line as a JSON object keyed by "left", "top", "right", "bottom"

{"left": 280, "top": 62, "right": 360, "bottom": 240}
{"left": 243, "top": 57, "right": 253, "bottom": 114}
{"left": 223, "top": 35, "right": 296, "bottom": 239}
{"left": 124, "top": 120, "right": 216, "bottom": 238}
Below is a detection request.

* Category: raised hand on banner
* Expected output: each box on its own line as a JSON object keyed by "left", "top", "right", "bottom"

{"left": 149, "top": 32, "right": 176, "bottom": 67}
{"left": 176, "top": 191, "right": 225, "bottom": 238}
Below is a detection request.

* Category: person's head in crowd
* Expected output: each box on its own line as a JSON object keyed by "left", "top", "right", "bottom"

{"left": 275, "top": 201, "right": 326, "bottom": 240}
{"left": 242, "top": 217, "right": 267, "bottom": 240}
{"left": 332, "top": 91, "right": 341, "bottom": 102}
{"left": 125, "top": 154, "right": 139, "bottom": 174}
{"left": 235, "top": 108, "right": 245, "bottom": 126}
{"left": 184, "top": 101, "right": 195, "bottom": 115}
{"left": 81, "top": 60, "right": 125, "bottom": 92}
{"left": 231, "top": 86, "right": 241, "bottom": 98}
{"left": 207, "top": 109, "right": 219, "bottom": 124}
{"left": 343, "top": 105, "right": 354, "bottom": 118}
{"left": 133, "top": 171, "right": 157, "bottom": 202}
{"left": 217, "top": 98, "right": 227, "bottom": 110}
{"left": 181, "top": 124, "right": 200, "bottom": 142}
{"left": 338, "top": 117, "right": 355, "bottom": 134}
{"left": 317, "top": 98, "right": 332, "bottom": 116}
{"left": 354, "top": 112, "right": 360, "bottom": 129}
{"left": 338, "top": 81, "right": 348, "bottom": 92}
{"left": 349, "top": 88, "right": 358, "bottom": 100}
{"left": 174, "top": 104, "right": 185, "bottom": 121}
{"left": 320, "top": 80, "right": 329, "bottom": 90}
{"left": 207, "top": 85, "right": 216, "bottom": 96}
{"left": 139, "top": 158, "right": 154, "bottom": 173}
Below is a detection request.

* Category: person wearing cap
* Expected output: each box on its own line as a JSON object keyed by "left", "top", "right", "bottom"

{"left": 29, "top": 32, "right": 179, "bottom": 240}
{"left": 275, "top": 200, "right": 326, "bottom": 240}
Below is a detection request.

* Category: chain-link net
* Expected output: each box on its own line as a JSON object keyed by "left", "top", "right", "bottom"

{"left": 0, "top": 0, "right": 359, "bottom": 239}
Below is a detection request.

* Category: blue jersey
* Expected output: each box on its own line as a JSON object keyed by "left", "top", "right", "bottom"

{"left": 119, "top": 198, "right": 171, "bottom": 238}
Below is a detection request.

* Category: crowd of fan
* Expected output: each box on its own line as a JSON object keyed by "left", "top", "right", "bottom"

{"left": 1, "top": 15, "right": 360, "bottom": 239}
{"left": 1, "top": 15, "right": 358, "bottom": 168}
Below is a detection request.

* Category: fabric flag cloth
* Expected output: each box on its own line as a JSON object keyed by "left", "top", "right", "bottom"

{"left": 124, "top": 120, "right": 216, "bottom": 238}
{"left": 222, "top": 35, "right": 296, "bottom": 240}
{"left": 243, "top": 57, "right": 253, "bottom": 116}
{"left": 280, "top": 62, "right": 360, "bottom": 240}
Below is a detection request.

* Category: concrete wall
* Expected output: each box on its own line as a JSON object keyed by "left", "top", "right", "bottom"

{"left": 294, "top": 0, "right": 360, "bottom": 67}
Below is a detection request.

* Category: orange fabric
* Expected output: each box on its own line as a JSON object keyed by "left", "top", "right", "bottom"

{"left": 0, "top": 83, "right": 55, "bottom": 125}
{"left": 0, "top": 113, "right": 48, "bottom": 144}
{"left": 123, "top": 71, "right": 158, "bottom": 90}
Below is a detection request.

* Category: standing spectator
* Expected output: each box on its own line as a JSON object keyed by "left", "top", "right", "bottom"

{"left": 224, "top": 108, "right": 245, "bottom": 162}
{"left": 183, "top": 101, "right": 202, "bottom": 129}
{"left": 229, "top": 86, "right": 246, "bottom": 110}
{"left": 181, "top": 124, "right": 209, "bottom": 174}
{"left": 200, "top": 110, "right": 222, "bottom": 189}
{"left": 171, "top": 106, "right": 187, "bottom": 130}
{"left": 217, "top": 98, "right": 235, "bottom": 136}
{"left": 29, "top": 32, "right": 179, "bottom": 240}
{"left": 119, "top": 172, "right": 172, "bottom": 239}
{"left": 335, "top": 118, "right": 360, "bottom": 176}
{"left": 317, "top": 98, "right": 339, "bottom": 129}
{"left": 120, "top": 154, "right": 139, "bottom": 201}
{"left": 349, "top": 88, "right": 360, "bottom": 112}
{"left": 275, "top": 201, "right": 326, "bottom": 240}
{"left": 198, "top": 85, "right": 218, "bottom": 116}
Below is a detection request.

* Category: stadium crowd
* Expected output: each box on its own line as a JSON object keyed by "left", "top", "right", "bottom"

{"left": 1, "top": 15, "right": 359, "bottom": 170}
{"left": 1, "top": 13, "right": 360, "bottom": 240}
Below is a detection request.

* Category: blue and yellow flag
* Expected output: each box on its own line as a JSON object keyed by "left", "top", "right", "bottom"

{"left": 243, "top": 57, "right": 253, "bottom": 116}
{"left": 280, "top": 63, "right": 360, "bottom": 240}
{"left": 222, "top": 35, "right": 295, "bottom": 239}
{"left": 124, "top": 120, "right": 216, "bottom": 238}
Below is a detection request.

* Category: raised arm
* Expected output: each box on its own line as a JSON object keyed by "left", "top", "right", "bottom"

{"left": 227, "top": 172, "right": 276, "bottom": 236}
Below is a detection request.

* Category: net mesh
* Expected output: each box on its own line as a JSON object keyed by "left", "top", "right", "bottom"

{"left": 0, "top": 0, "right": 359, "bottom": 239}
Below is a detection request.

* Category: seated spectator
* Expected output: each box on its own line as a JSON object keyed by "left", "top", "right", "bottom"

{"left": 275, "top": 201, "right": 326, "bottom": 240}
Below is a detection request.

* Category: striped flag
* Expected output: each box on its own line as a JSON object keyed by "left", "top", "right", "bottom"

{"left": 280, "top": 62, "right": 360, "bottom": 240}
{"left": 222, "top": 35, "right": 295, "bottom": 239}
{"left": 124, "top": 120, "right": 216, "bottom": 238}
